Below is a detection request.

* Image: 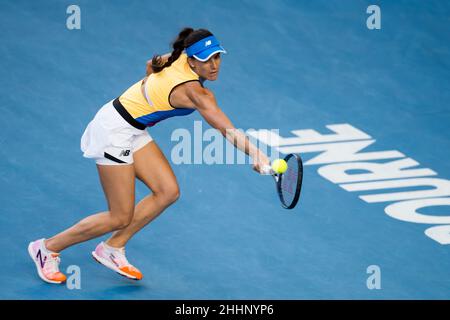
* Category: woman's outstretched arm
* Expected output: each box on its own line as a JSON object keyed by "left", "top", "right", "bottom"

{"left": 187, "top": 84, "right": 270, "bottom": 172}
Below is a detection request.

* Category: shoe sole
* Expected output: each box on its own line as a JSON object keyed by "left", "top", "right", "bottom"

{"left": 27, "top": 242, "right": 65, "bottom": 284}
{"left": 91, "top": 251, "right": 140, "bottom": 281}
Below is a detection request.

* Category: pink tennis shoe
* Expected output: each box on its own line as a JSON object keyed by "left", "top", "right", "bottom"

{"left": 28, "top": 239, "right": 67, "bottom": 284}
{"left": 92, "top": 242, "right": 143, "bottom": 280}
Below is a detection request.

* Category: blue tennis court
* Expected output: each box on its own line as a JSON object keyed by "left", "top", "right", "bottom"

{"left": 1, "top": 0, "right": 449, "bottom": 299}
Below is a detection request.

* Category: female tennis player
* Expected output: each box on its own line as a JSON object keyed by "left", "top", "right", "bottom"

{"left": 28, "top": 27, "right": 270, "bottom": 283}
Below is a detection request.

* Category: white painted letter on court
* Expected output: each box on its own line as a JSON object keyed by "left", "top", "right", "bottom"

{"left": 366, "top": 5, "right": 381, "bottom": 30}
{"left": 66, "top": 5, "right": 81, "bottom": 30}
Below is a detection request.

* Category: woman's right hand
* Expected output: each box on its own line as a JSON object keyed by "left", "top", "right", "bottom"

{"left": 252, "top": 151, "right": 271, "bottom": 175}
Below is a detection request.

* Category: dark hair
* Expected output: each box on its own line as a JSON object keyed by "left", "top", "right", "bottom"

{"left": 151, "top": 28, "right": 213, "bottom": 73}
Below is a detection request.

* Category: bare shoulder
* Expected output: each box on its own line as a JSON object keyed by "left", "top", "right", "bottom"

{"left": 170, "top": 80, "right": 214, "bottom": 109}
{"left": 184, "top": 82, "right": 216, "bottom": 108}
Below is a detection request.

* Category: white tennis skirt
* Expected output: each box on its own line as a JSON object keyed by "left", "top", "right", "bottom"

{"left": 80, "top": 100, "right": 153, "bottom": 165}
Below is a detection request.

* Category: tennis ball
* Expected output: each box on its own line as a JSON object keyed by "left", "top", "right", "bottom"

{"left": 271, "top": 159, "right": 288, "bottom": 174}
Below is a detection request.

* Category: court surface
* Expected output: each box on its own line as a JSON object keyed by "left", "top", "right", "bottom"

{"left": 0, "top": 0, "right": 449, "bottom": 299}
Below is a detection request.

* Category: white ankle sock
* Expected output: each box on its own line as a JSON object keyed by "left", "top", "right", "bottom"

{"left": 42, "top": 239, "right": 58, "bottom": 255}
{"left": 103, "top": 242, "right": 124, "bottom": 252}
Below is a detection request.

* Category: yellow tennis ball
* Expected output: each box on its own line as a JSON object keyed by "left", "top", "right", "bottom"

{"left": 271, "top": 159, "right": 288, "bottom": 174}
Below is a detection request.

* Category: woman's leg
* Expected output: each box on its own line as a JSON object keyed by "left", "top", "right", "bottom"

{"left": 45, "top": 164, "right": 136, "bottom": 253}
{"left": 105, "top": 141, "right": 179, "bottom": 248}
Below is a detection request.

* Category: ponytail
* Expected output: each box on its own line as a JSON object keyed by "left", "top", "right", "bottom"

{"left": 151, "top": 27, "right": 194, "bottom": 73}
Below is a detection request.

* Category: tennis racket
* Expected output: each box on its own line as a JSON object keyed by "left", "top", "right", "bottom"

{"left": 262, "top": 153, "right": 303, "bottom": 209}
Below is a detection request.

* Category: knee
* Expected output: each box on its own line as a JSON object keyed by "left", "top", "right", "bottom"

{"left": 158, "top": 184, "right": 180, "bottom": 206}
{"left": 170, "top": 188, "right": 180, "bottom": 204}
{"left": 109, "top": 212, "right": 133, "bottom": 230}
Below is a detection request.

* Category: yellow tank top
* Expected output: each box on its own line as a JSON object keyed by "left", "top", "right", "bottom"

{"left": 117, "top": 53, "right": 200, "bottom": 128}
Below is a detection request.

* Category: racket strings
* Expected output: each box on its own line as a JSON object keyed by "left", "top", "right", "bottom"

{"left": 275, "top": 153, "right": 303, "bottom": 209}
{"left": 281, "top": 157, "right": 299, "bottom": 202}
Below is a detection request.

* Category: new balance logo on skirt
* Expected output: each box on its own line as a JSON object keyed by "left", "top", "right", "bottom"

{"left": 119, "top": 150, "right": 130, "bottom": 157}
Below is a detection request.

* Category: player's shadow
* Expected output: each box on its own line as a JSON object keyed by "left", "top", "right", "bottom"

{"left": 84, "top": 270, "right": 151, "bottom": 297}
{"left": 98, "top": 281, "right": 149, "bottom": 297}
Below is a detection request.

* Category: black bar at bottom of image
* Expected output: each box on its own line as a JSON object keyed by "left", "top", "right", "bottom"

{"left": 1, "top": 300, "right": 449, "bottom": 318}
